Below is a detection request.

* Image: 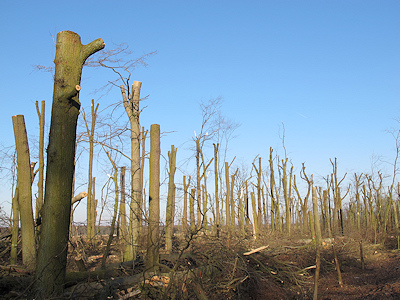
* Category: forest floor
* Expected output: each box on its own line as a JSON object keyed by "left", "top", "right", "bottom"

{"left": 1, "top": 231, "right": 400, "bottom": 299}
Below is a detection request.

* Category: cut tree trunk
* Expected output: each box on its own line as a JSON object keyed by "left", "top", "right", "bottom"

{"left": 35, "top": 100, "right": 45, "bottom": 220}
{"left": 165, "top": 145, "right": 177, "bottom": 253}
{"left": 12, "top": 115, "right": 36, "bottom": 271}
{"left": 146, "top": 124, "right": 160, "bottom": 271}
{"left": 86, "top": 99, "right": 99, "bottom": 243}
{"left": 121, "top": 82, "right": 142, "bottom": 261}
{"left": 34, "top": 31, "right": 104, "bottom": 299}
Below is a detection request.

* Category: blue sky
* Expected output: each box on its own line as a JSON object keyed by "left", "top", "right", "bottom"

{"left": 1, "top": 1, "right": 399, "bottom": 221}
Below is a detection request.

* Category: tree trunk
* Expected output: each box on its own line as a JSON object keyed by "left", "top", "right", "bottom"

{"left": 312, "top": 185, "right": 322, "bottom": 300}
{"left": 34, "top": 31, "right": 104, "bottom": 298}
{"left": 251, "top": 191, "right": 258, "bottom": 238}
{"left": 230, "top": 172, "right": 236, "bottom": 230}
{"left": 182, "top": 175, "right": 190, "bottom": 232}
{"left": 121, "top": 81, "right": 142, "bottom": 261}
{"left": 239, "top": 186, "right": 245, "bottom": 236}
{"left": 190, "top": 188, "right": 196, "bottom": 233}
{"left": 85, "top": 99, "right": 99, "bottom": 243}
{"left": 225, "top": 162, "right": 231, "bottom": 233}
{"left": 165, "top": 145, "right": 177, "bottom": 253}
{"left": 213, "top": 143, "right": 220, "bottom": 235}
{"left": 281, "top": 158, "right": 290, "bottom": 234}
{"left": 35, "top": 100, "right": 45, "bottom": 221}
{"left": 120, "top": 167, "right": 130, "bottom": 261}
{"left": 101, "top": 152, "right": 120, "bottom": 268}
{"left": 139, "top": 128, "right": 148, "bottom": 240}
{"left": 12, "top": 115, "right": 36, "bottom": 271}
{"left": 196, "top": 139, "right": 202, "bottom": 228}
{"left": 257, "top": 157, "right": 263, "bottom": 231}
{"left": 10, "top": 187, "right": 19, "bottom": 265}
{"left": 146, "top": 124, "right": 160, "bottom": 272}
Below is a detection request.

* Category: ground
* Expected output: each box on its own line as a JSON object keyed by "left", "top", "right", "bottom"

{"left": 1, "top": 232, "right": 400, "bottom": 299}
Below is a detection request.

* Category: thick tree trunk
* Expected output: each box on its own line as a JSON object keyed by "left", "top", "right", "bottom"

{"left": 12, "top": 115, "right": 36, "bottom": 271}
{"left": 146, "top": 124, "right": 160, "bottom": 271}
{"left": 34, "top": 31, "right": 104, "bottom": 298}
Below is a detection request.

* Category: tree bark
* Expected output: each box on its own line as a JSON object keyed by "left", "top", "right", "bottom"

{"left": 35, "top": 100, "right": 45, "bottom": 220}
{"left": 165, "top": 145, "right": 177, "bottom": 253}
{"left": 85, "top": 99, "right": 99, "bottom": 242}
{"left": 225, "top": 162, "right": 230, "bottom": 232}
{"left": 121, "top": 81, "right": 142, "bottom": 261}
{"left": 196, "top": 139, "right": 202, "bottom": 228}
{"left": 146, "top": 124, "right": 160, "bottom": 271}
{"left": 101, "top": 152, "right": 120, "bottom": 269}
{"left": 10, "top": 186, "right": 19, "bottom": 265}
{"left": 119, "top": 166, "right": 130, "bottom": 261}
{"left": 182, "top": 175, "right": 190, "bottom": 232}
{"left": 190, "top": 188, "right": 196, "bottom": 233}
{"left": 12, "top": 115, "right": 36, "bottom": 271}
{"left": 312, "top": 185, "right": 322, "bottom": 300}
{"left": 213, "top": 143, "right": 220, "bottom": 235}
{"left": 34, "top": 31, "right": 104, "bottom": 298}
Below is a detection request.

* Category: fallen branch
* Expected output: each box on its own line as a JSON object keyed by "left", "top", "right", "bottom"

{"left": 0, "top": 265, "right": 31, "bottom": 274}
{"left": 71, "top": 191, "right": 88, "bottom": 205}
{"left": 243, "top": 245, "right": 269, "bottom": 256}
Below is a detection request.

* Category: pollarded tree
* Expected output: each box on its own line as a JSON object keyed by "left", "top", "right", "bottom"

{"left": 34, "top": 31, "right": 104, "bottom": 298}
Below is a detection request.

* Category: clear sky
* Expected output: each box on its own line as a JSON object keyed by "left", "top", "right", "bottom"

{"left": 1, "top": 1, "right": 399, "bottom": 222}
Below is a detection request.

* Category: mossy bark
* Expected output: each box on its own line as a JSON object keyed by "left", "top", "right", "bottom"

{"left": 34, "top": 31, "right": 104, "bottom": 298}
